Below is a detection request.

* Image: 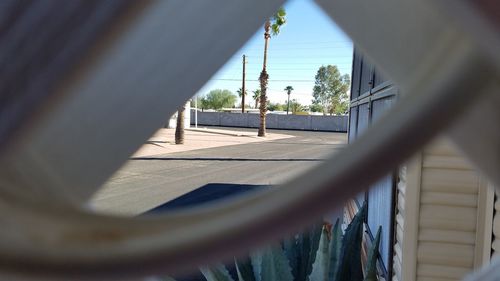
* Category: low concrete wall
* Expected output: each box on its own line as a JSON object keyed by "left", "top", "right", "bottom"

{"left": 220, "top": 112, "right": 247, "bottom": 127}
{"left": 190, "top": 110, "right": 348, "bottom": 132}
{"left": 279, "top": 115, "right": 309, "bottom": 130}
{"left": 311, "top": 115, "right": 348, "bottom": 131}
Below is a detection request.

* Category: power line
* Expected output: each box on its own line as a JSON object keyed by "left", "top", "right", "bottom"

{"left": 268, "top": 92, "right": 314, "bottom": 96}
{"left": 249, "top": 40, "right": 352, "bottom": 45}
{"left": 222, "top": 65, "right": 352, "bottom": 70}
{"left": 217, "top": 68, "right": 352, "bottom": 75}
{"left": 235, "top": 71, "right": 348, "bottom": 75}
{"left": 210, "top": 78, "right": 315, "bottom": 82}
{"left": 244, "top": 60, "right": 352, "bottom": 64}
{"left": 244, "top": 54, "right": 352, "bottom": 59}
{"left": 216, "top": 69, "right": 353, "bottom": 77}
{"left": 239, "top": 46, "right": 353, "bottom": 53}
{"left": 244, "top": 61, "right": 352, "bottom": 65}
{"left": 242, "top": 55, "right": 352, "bottom": 60}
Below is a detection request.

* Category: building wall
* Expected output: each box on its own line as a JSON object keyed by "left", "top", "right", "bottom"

{"left": 394, "top": 138, "right": 494, "bottom": 281}
{"left": 349, "top": 49, "right": 398, "bottom": 270}
{"left": 349, "top": 48, "right": 496, "bottom": 280}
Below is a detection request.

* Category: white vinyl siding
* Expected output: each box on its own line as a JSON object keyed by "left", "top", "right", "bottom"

{"left": 392, "top": 165, "right": 406, "bottom": 281}
{"left": 492, "top": 193, "right": 500, "bottom": 257}
{"left": 393, "top": 138, "right": 494, "bottom": 281}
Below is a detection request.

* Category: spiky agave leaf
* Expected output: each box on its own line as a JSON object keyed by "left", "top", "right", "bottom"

{"left": 295, "top": 223, "right": 323, "bottom": 281}
{"left": 283, "top": 234, "right": 299, "bottom": 280}
{"left": 364, "top": 226, "right": 382, "bottom": 281}
{"left": 201, "top": 264, "right": 235, "bottom": 281}
{"left": 328, "top": 219, "right": 343, "bottom": 281}
{"left": 308, "top": 225, "right": 331, "bottom": 281}
{"left": 295, "top": 232, "right": 309, "bottom": 281}
{"left": 308, "top": 223, "right": 323, "bottom": 274}
{"left": 335, "top": 203, "right": 367, "bottom": 281}
{"left": 250, "top": 251, "right": 263, "bottom": 281}
{"left": 282, "top": 222, "right": 323, "bottom": 281}
{"left": 258, "top": 246, "right": 294, "bottom": 281}
{"left": 235, "top": 256, "right": 257, "bottom": 281}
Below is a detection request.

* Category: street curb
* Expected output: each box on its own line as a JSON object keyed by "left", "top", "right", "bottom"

{"left": 186, "top": 127, "right": 262, "bottom": 138}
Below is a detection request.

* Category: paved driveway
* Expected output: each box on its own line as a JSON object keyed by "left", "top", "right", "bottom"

{"left": 91, "top": 128, "right": 347, "bottom": 215}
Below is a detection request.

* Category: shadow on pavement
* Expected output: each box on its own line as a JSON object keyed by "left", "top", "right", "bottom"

{"left": 147, "top": 183, "right": 268, "bottom": 213}
{"left": 146, "top": 183, "right": 270, "bottom": 281}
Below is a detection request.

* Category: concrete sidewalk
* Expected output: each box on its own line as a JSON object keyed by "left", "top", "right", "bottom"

{"left": 132, "top": 127, "right": 293, "bottom": 158}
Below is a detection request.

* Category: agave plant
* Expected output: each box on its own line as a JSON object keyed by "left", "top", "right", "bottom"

{"left": 196, "top": 203, "right": 382, "bottom": 281}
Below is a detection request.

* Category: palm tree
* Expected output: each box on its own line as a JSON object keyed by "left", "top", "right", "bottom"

{"left": 252, "top": 89, "right": 261, "bottom": 109}
{"left": 237, "top": 88, "right": 247, "bottom": 112}
{"left": 290, "top": 99, "right": 303, "bottom": 114}
{"left": 284, "top": 85, "right": 294, "bottom": 115}
{"left": 258, "top": 8, "right": 286, "bottom": 137}
{"left": 175, "top": 104, "right": 185, "bottom": 144}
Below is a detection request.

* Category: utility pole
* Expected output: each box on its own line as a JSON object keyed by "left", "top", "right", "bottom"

{"left": 241, "top": 55, "right": 246, "bottom": 113}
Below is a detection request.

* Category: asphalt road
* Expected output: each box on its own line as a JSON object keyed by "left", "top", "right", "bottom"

{"left": 91, "top": 128, "right": 347, "bottom": 215}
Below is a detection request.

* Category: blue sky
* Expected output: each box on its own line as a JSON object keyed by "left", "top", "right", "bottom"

{"left": 194, "top": 0, "right": 353, "bottom": 106}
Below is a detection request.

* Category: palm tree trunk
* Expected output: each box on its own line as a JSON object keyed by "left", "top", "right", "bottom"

{"left": 258, "top": 20, "right": 271, "bottom": 137}
{"left": 258, "top": 76, "right": 267, "bottom": 137}
{"left": 175, "top": 104, "right": 185, "bottom": 144}
{"left": 287, "top": 93, "right": 290, "bottom": 115}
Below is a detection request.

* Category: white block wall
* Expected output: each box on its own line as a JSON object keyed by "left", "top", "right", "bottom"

{"left": 167, "top": 101, "right": 190, "bottom": 129}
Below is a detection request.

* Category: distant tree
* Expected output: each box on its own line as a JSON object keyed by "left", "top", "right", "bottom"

{"left": 267, "top": 102, "right": 284, "bottom": 112}
{"left": 312, "top": 65, "right": 350, "bottom": 115}
{"left": 237, "top": 88, "right": 247, "bottom": 98}
{"left": 201, "top": 89, "right": 237, "bottom": 110}
{"left": 237, "top": 88, "right": 248, "bottom": 109}
{"left": 199, "top": 98, "right": 209, "bottom": 111}
{"left": 190, "top": 96, "right": 202, "bottom": 108}
{"left": 252, "top": 89, "right": 261, "bottom": 109}
{"left": 289, "top": 99, "right": 305, "bottom": 114}
{"left": 258, "top": 7, "right": 287, "bottom": 137}
{"left": 284, "top": 85, "right": 294, "bottom": 115}
{"left": 309, "top": 103, "right": 324, "bottom": 113}
{"left": 237, "top": 88, "right": 249, "bottom": 111}
{"left": 329, "top": 95, "right": 349, "bottom": 115}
